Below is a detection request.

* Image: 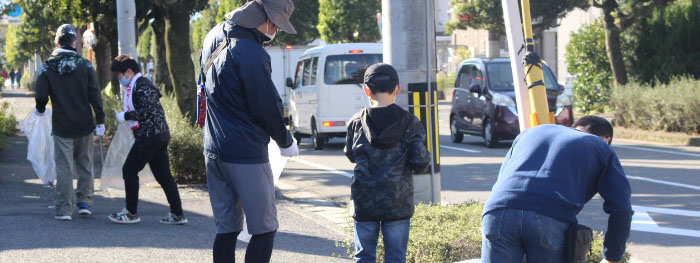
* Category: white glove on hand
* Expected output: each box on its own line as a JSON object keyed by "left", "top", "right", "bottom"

{"left": 116, "top": 112, "right": 126, "bottom": 123}
{"left": 280, "top": 137, "right": 299, "bottom": 157}
{"left": 95, "top": 124, "right": 106, "bottom": 136}
{"left": 34, "top": 108, "right": 44, "bottom": 116}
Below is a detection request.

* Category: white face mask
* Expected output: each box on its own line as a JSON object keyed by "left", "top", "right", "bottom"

{"left": 265, "top": 22, "right": 277, "bottom": 41}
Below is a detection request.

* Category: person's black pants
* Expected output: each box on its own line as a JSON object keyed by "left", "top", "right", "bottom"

{"left": 122, "top": 138, "right": 183, "bottom": 216}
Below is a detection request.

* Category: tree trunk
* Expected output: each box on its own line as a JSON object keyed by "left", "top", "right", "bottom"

{"left": 93, "top": 35, "right": 112, "bottom": 91}
{"left": 157, "top": 0, "right": 197, "bottom": 121}
{"left": 151, "top": 6, "right": 174, "bottom": 94}
{"left": 486, "top": 30, "right": 500, "bottom": 58}
{"left": 601, "top": 1, "right": 628, "bottom": 86}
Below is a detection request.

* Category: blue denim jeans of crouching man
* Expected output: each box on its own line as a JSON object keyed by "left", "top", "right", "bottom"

{"left": 354, "top": 219, "right": 410, "bottom": 263}
{"left": 481, "top": 208, "right": 570, "bottom": 263}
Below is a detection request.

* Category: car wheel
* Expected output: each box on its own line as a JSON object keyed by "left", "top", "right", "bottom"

{"left": 312, "top": 121, "right": 326, "bottom": 150}
{"left": 483, "top": 119, "right": 499, "bottom": 148}
{"left": 450, "top": 116, "right": 463, "bottom": 143}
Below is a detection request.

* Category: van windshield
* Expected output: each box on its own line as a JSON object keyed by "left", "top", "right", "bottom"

{"left": 485, "top": 62, "right": 560, "bottom": 91}
{"left": 324, "top": 54, "right": 383, "bottom": 85}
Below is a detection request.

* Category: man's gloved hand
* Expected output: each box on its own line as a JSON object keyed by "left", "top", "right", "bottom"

{"left": 116, "top": 112, "right": 126, "bottom": 123}
{"left": 280, "top": 137, "right": 299, "bottom": 157}
{"left": 95, "top": 124, "right": 106, "bottom": 136}
{"left": 34, "top": 108, "right": 44, "bottom": 117}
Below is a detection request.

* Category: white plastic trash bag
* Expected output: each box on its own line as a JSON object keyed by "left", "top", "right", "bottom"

{"left": 100, "top": 122, "right": 155, "bottom": 190}
{"left": 238, "top": 140, "right": 290, "bottom": 242}
{"left": 268, "top": 140, "right": 289, "bottom": 185}
{"left": 21, "top": 110, "right": 56, "bottom": 185}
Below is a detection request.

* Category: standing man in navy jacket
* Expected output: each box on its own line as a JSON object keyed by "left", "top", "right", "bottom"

{"left": 481, "top": 116, "right": 633, "bottom": 263}
{"left": 199, "top": 1, "right": 298, "bottom": 262}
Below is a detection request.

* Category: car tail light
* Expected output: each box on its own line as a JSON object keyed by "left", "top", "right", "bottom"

{"left": 322, "top": 121, "right": 345, "bottom": 127}
{"left": 349, "top": 50, "right": 363, "bottom": 54}
{"left": 285, "top": 45, "right": 292, "bottom": 49}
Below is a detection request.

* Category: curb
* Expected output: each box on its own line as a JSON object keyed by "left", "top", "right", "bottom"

{"left": 275, "top": 181, "right": 352, "bottom": 236}
{"left": 614, "top": 126, "right": 700, "bottom": 146}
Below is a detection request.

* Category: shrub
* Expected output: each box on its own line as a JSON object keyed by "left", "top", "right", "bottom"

{"left": 565, "top": 20, "right": 614, "bottom": 114}
{"left": 627, "top": 0, "right": 700, "bottom": 85}
{"left": 339, "top": 203, "right": 631, "bottom": 263}
{"left": 610, "top": 77, "right": 700, "bottom": 134}
{"left": 101, "top": 90, "right": 121, "bottom": 137}
{"left": 160, "top": 94, "right": 205, "bottom": 183}
{"left": 20, "top": 74, "right": 36, "bottom": 91}
{"left": 0, "top": 101, "right": 17, "bottom": 148}
{"left": 437, "top": 71, "right": 456, "bottom": 91}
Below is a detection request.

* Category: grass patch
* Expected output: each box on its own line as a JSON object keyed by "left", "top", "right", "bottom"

{"left": 337, "top": 203, "right": 630, "bottom": 263}
{"left": 0, "top": 101, "right": 17, "bottom": 148}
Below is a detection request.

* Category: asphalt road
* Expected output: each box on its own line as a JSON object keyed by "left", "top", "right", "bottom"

{"left": 279, "top": 101, "right": 700, "bottom": 263}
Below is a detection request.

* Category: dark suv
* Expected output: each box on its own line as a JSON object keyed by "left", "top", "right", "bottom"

{"left": 449, "top": 58, "right": 573, "bottom": 147}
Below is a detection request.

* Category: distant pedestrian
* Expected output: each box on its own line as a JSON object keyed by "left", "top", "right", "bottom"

{"left": 481, "top": 116, "right": 632, "bottom": 263}
{"left": 9, "top": 69, "right": 15, "bottom": 89}
{"left": 107, "top": 55, "right": 187, "bottom": 225}
{"left": 145, "top": 68, "right": 155, "bottom": 82}
{"left": 1, "top": 69, "right": 8, "bottom": 80}
{"left": 34, "top": 24, "right": 105, "bottom": 221}
{"left": 14, "top": 69, "right": 22, "bottom": 88}
{"left": 344, "top": 63, "right": 430, "bottom": 263}
{"left": 199, "top": 0, "right": 299, "bottom": 262}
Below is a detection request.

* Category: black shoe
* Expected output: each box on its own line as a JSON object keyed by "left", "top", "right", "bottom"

{"left": 108, "top": 208, "right": 140, "bottom": 224}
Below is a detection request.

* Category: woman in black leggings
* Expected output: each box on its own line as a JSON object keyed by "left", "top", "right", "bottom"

{"left": 107, "top": 55, "right": 186, "bottom": 225}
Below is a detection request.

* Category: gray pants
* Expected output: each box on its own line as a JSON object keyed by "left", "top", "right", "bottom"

{"left": 206, "top": 157, "right": 278, "bottom": 235}
{"left": 54, "top": 134, "right": 94, "bottom": 216}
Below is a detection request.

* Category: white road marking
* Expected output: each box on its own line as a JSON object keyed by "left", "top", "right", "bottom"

{"left": 291, "top": 157, "right": 353, "bottom": 178}
{"left": 632, "top": 205, "right": 700, "bottom": 238}
{"left": 440, "top": 145, "right": 481, "bottom": 153}
{"left": 627, "top": 175, "right": 700, "bottom": 191}
{"left": 614, "top": 145, "right": 700, "bottom": 158}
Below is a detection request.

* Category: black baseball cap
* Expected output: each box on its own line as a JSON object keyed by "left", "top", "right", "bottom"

{"left": 55, "top": 24, "right": 78, "bottom": 46}
{"left": 363, "top": 63, "right": 399, "bottom": 93}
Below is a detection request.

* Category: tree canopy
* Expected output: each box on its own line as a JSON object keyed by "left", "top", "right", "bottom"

{"left": 317, "top": 0, "right": 380, "bottom": 43}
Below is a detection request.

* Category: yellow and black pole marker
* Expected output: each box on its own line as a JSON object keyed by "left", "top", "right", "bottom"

{"left": 408, "top": 83, "right": 440, "bottom": 174}
{"left": 520, "top": 0, "right": 553, "bottom": 126}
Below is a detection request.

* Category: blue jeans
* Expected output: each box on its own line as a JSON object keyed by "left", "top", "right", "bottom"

{"left": 481, "top": 209, "right": 569, "bottom": 263}
{"left": 354, "top": 219, "right": 410, "bottom": 263}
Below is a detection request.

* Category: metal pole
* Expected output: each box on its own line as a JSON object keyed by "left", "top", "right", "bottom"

{"left": 520, "top": 0, "right": 551, "bottom": 126}
{"left": 501, "top": 0, "right": 532, "bottom": 131}
{"left": 116, "top": 0, "right": 138, "bottom": 60}
{"left": 425, "top": 0, "right": 436, "bottom": 204}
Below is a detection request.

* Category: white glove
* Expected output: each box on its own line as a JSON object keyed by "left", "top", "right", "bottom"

{"left": 116, "top": 112, "right": 126, "bottom": 123}
{"left": 95, "top": 124, "right": 105, "bottom": 136}
{"left": 34, "top": 108, "right": 44, "bottom": 116}
{"left": 280, "top": 137, "right": 299, "bottom": 157}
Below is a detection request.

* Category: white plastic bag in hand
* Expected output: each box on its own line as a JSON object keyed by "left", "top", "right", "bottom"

{"left": 100, "top": 122, "right": 156, "bottom": 190}
{"left": 237, "top": 140, "right": 291, "bottom": 242}
{"left": 22, "top": 110, "right": 56, "bottom": 185}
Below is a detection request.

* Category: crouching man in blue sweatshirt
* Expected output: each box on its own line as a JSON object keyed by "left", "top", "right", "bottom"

{"left": 481, "top": 116, "right": 632, "bottom": 263}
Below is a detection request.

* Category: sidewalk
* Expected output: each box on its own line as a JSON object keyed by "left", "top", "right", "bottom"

{"left": 0, "top": 88, "right": 351, "bottom": 263}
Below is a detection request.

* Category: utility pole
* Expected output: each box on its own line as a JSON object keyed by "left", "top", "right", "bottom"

{"left": 501, "top": 0, "right": 532, "bottom": 131}
{"left": 116, "top": 0, "right": 138, "bottom": 60}
{"left": 382, "top": 0, "right": 441, "bottom": 204}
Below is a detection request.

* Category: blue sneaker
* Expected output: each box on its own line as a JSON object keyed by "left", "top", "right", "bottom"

{"left": 77, "top": 202, "right": 91, "bottom": 216}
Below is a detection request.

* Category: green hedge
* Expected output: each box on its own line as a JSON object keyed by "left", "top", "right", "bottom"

{"left": 160, "top": 94, "right": 205, "bottom": 183}
{"left": 102, "top": 90, "right": 205, "bottom": 183}
{"left": 339, "top": 203, "right": 630, "bottom": 263}
{"left": 611, "top": 77, "right": 700, "bottom": 134}
{"left": 0, "top": 101, "right": 17, "bottom": 148}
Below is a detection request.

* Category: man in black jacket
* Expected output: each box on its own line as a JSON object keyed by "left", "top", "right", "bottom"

{"left": 35, "top": 24, "right": 104, "bottom": 221}
{"left": 199, "top": 1, "right": 298, "bottom": 262}
{"left": 345, "top": 63, "right": 431, "bottom": 263}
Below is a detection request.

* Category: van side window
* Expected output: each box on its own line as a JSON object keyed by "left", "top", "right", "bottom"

{"left": 458, "top": 66, "right": 472, "bottom": 89}
{"left": 472, "top": 66, "right": 484, "bottom": 88}
{"left": 302, "top": 58, "right": 312, "bottom": 86}
{"left": 294, "top": 60, "right": 304, "bottom": 89}
{"left": 310, "top": 57, "right": 319, "bottom": 85}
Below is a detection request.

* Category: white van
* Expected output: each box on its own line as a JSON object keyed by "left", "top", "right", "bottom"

{"left": 286, "top": 43, "right": 383, "bottom": 150}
